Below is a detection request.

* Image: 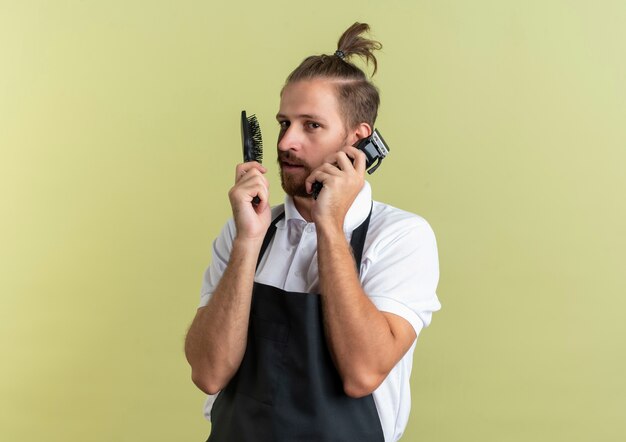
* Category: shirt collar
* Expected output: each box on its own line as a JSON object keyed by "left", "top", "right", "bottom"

{"left": 282, "top": 181, "right": 372, "bottom": 233}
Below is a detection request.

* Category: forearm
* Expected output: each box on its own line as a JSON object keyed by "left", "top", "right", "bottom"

{"left": 317, "top": 224, "right": 411, "bottom": 397}
{"left": 185, "top": 237, "right": 262, "bottom": 394}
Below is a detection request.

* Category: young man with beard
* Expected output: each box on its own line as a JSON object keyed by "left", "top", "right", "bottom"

{"left": 185, "top": 23, "right": 441, "bottom": 442}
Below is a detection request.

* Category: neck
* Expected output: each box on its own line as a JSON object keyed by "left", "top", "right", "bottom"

{"left": 293, "top": 195, "right": 313, "bottom": 222}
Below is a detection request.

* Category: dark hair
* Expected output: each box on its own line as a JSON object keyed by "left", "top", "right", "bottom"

{"left": 284, "top": 22, "right": 382, "bottom": 131}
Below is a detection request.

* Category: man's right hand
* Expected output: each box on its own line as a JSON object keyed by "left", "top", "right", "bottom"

{"left": 229, "top": 161, "right": 271, "bottom": 242}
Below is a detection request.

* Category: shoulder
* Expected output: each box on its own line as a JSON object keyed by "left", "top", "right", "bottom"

{"left": 367, "top": 201, "right": 437, "bottom": 254}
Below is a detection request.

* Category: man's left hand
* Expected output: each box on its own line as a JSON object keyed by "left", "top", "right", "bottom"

{"left": 305, "top": 145, "right": 367, "bottom": 230}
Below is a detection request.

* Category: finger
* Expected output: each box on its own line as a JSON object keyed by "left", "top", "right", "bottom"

{"left": 304, "top": 164, "right": 339, "bottom": 194}
{"left": 238, "top": 168, "right": 269, "bottom": 186}
{"left": 240, "top": 175, "right": 270, "bottom": 199}
{"left": 231, "top": 171, "right": 270, "bottom": 205}
{"left": 317, "top": 162, "right": 344, "bottom": 176}
{"left": 236, "top": 168, "right": 270, "bottom": 190}
{"left": 305, "top": 169, "right": 336, "bottom": 194}
{"left": 343, "top": 146, "right": 366, "bottom": 173}
{"left": 305, "top": 171, "right": 323, "bottom": 194}
{"left": 236, "top": 161, "right": 267, "bottom": 178}
{"left": 335, "top": 151, "right": 356, "bottom": 173}
{"left": 235, "top": 162, "right": 267, "bottom": 181}
{"left": 253, "top": 187, "right": 270, "bottom": 212}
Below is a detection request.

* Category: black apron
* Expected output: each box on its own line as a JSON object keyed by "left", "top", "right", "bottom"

{"left": 207, "top": 209, "right": 384, "bottom": 442}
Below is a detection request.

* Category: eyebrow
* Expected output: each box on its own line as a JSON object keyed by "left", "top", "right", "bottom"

{"left": 275, "top": 113, "right": 327, "bottom": 122}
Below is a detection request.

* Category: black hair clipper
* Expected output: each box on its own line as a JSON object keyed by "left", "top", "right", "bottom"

{"left": 241, "top": 110, "right": 263, "bottom": 204}
{"left": 312, "top": 128, "right": 390, "bottom": 199}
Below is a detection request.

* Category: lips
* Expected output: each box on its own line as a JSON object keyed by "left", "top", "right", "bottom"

{"left": 279, "top": 155, "right": 306, "bottom": 170}
{"left": 281, "top": 161, "right": 303, "bottom": 168}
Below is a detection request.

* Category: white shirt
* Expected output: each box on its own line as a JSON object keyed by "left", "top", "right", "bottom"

{"left": 199, "top": 181, "right": 441, "bottom": 442}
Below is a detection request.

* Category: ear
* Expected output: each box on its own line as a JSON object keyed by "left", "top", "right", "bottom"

{"left": 349, "top": 122, "right": 373, "bottom": 144}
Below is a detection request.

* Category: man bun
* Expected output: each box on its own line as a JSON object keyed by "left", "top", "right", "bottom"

{"left": 336, "top": 22, "right": 382, "bottom": 75}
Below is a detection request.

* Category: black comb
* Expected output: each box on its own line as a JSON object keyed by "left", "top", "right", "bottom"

{"left": 241, "top": 110, "right": 264, "bottom": 204}
{"left": 241, "top": 110, "right": 263, "bottom": 163}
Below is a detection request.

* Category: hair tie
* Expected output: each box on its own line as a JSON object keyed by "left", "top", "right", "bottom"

{"left": 334, "top": 50, "right": 346, "bottom": 60}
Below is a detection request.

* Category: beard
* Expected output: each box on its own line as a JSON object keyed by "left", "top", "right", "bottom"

{"left": 277, "top": 152, "right": 313, "bottom": 198}
{"left": 277, "top": 134, "right": 350, "bottom": 198}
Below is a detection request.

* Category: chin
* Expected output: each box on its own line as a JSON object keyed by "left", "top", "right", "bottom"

{"left": 280, "top": 173, "right": 310, "bottom": 198}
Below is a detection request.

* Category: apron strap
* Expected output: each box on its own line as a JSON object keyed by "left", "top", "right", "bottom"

{"left": 256, "top": 212, "right": 286, "bottom": 270}
{"left": 349, "top": 202, "right": 373, "bottom": 275}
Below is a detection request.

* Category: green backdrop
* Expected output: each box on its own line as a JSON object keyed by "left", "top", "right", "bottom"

{"left": 2, "top": 1, "right": 625, "bottom": 441}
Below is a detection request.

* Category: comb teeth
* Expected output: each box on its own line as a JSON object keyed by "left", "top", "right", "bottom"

{"left": 246, "top": 114, "right": 263, "bottom": 163}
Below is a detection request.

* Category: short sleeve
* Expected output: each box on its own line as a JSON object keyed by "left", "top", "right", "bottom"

{"left": 199, "top": 219, "right": 237, "bottom": 307}
{"left": 361, "top": 209, "right": 441, "bottom": 337}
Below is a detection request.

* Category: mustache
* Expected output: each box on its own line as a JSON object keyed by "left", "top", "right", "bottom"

{"left": 277, "top": 152, "right": 308, "bottom": 168}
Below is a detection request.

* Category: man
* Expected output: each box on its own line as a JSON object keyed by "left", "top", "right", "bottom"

{"left": 185, "top": 23, "right": 441, "bottom": 441}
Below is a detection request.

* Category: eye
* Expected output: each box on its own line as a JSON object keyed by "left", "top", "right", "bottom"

{"left": 278, "top": 120, "right": 290, "bottom": 130}
{"left": 306, "top": 121, "right": 321, "bottom": 130}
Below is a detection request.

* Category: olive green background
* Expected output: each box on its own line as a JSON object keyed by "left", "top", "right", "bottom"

{"left": 1, "top": 1, "right": 625, "bottom": 441}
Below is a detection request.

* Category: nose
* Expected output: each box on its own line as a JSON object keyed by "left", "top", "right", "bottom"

{"left": 277, "top": 125, "right": 300, "bottom": 152}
